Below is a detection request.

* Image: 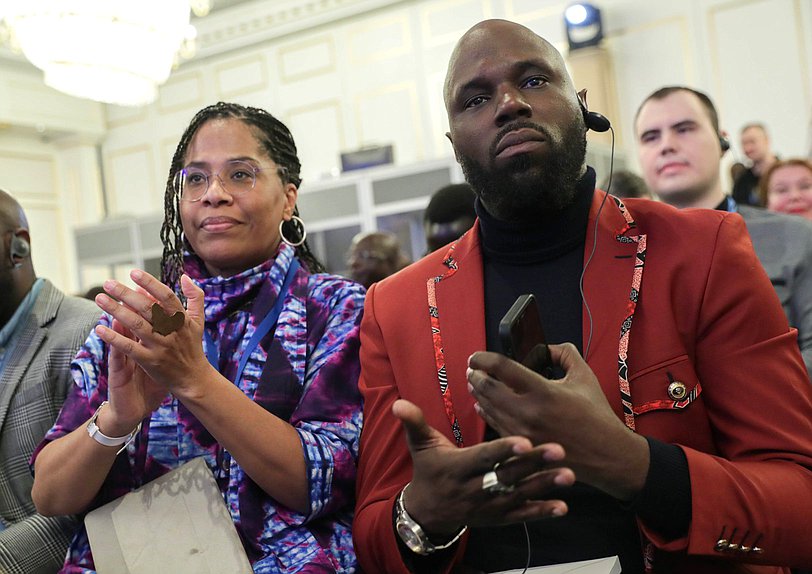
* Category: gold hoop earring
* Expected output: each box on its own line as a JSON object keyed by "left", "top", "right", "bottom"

{"left": 279, "top": 215, "right": 306, "bottom": 247}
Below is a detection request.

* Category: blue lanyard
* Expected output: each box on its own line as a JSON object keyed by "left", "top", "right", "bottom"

{"left": 203, "top": 258, "right": 300, "bottom": 388}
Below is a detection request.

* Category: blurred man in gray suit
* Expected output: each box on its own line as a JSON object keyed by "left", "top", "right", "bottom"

{"left": 635, "top": 87, "right": 812, "bottom": 379}
{"left": 0, "top": 189, "right": 100, "bottom": 573}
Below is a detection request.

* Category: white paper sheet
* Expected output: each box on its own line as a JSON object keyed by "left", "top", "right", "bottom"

{"left": 495, "top": 555, "right": 621, "bottom": 574}
{"left": 85, "top": 457, "right": 252, "bottom": 574}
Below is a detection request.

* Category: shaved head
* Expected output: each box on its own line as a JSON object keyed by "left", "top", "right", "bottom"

{"left": 0, "top": 188, "right": 28, "bottom": 232}
{"left": 444, "top": 20, "right": 575, "bottom": 112}
{"left": 0, "top": 188, "right": 35, "bottom": 323}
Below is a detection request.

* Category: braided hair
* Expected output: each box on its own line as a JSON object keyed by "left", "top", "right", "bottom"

{"left": 160, "top": 102, "right": 325, "bottom": 295}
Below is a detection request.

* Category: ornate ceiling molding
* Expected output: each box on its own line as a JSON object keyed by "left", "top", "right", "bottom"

{"left": 192, "top": 0, "right": 407, "bottom": 61}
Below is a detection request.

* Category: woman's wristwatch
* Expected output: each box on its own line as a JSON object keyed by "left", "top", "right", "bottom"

{"left": 86, "top": 401, "right": 142, "bottom": 454}
{"left": 394, "top": 483, "right": 468, "bottom": 555}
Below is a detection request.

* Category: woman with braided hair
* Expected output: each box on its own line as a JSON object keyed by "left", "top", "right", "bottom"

{"left": 31, "top": 102, "right": 364, "bottom": 573}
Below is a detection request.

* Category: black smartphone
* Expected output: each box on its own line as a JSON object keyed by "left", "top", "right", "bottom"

{"left": 498, "top": 294, "right": 552, "bottom": 375}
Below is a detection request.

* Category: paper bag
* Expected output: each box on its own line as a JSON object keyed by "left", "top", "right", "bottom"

{"left": 85, "top": 457, "right": 252, "bottom": 574}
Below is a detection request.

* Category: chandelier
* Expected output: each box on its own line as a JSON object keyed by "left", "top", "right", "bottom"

{"left": 0, "top": 0, "right": 211, "bottom": 107}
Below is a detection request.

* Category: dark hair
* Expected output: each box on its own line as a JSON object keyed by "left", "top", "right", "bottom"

{"left": 160, "top": 102, "right": 324, "bottom": 294}
{"left": 424, "top": 183, "right": 477, "bottom": 224}
{"left": 83, "top": 285, "right": 106, "bottom": 301}
{"left": 349, "top": 231, "right": 410, "bottom": 269}
{"left": 636, "top": 86, "right": 720, "bottom": 133}
{"left": 601, "top": 170, "right": 652, "bottom": 200}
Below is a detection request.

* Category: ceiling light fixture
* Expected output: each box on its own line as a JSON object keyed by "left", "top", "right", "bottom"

{"left": 0, "top": 0, "right": 211, "bottom": 107}
{"left": 564, "top": 2, "right": 604, "bottom": 52}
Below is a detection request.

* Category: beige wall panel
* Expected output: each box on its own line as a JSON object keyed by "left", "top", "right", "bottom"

{"left": 279, "top": 36, "right": 336, "bottom": 84}
{"left": 160, "top": 137, "right": 180, "bottom": 187}
{"left": 341, "top": 10, "right": 419, "bottom": 153}
{"left": 106, "top": 112, "right": 190, "bottom": 202}
{"left": 568, "top": 47, "right": 620, "bottom": 150}
{"left": 416, "top": 0, "right": 470, "bottom": 147}
{"left": 25, "top": 205, "right": 71, "bottom": 291}
{"left": 420, "top": 0, "right": 492, "bottom": 47}
{"left": 59, "top": 156, "right": 102, "bottom": 227}
{"left": 0, "top": 132, "right": 53, "bottom": 156}
{"left": 425, "top": 71, "right": 453, "bottom": 158}
{"left": 215, "top": 55, "right": 269, "bottom": 99}
{"left": 709, "top": 0, "right": 809, "bottom": 157}
{"left": 801, "top": 0, "right": 812, "bottom": 157}
{"left": 224, "top": 92, "right": 279, "bottom": 111}
{"left": 602, "top": 0, "right": 685, "bottom": 30}
{"left": 107, "top": 146, "right": 158, "bottom": 216}
{"left": 355, "top": 84, "right": 423, "bottom": 164}
{"left": 348, "top": 14, "right": 412, "bottom": 65}
{"left": 106, "top": 104, "right": 148, "bottom": 128}
{"left": 54, "top": 141, "right": 105, "bottom": 227}
{"left": 80, "top": 265, "right": 114, "bottom": 294}
{"left": 62, "top": 166, "right": 84, "bottom": 223}
{"left": 607, "top": 17, "right": 692, "bottom": 170}
{"left": 0, "top": 152, "right": 56, "bottom": 198}
{"left": 506, "top": 1, "right": 568, "bottom": 44}
{"left": 158, "top": 71, "right": 205, "bottom": 115}
{"left": 2, "top": 75, "right": 104, "bottom": 137}
{"left": 286, "top": 101, "right": 345, "bottom": 182}
{"left": 275, "top": 70, "right": 342, "bottom": 111}
{"left": 506, "top": 0, "right": 564, "bottom": 20}
{"left": 105, "top": 118, "right": 164, "bottom": 150}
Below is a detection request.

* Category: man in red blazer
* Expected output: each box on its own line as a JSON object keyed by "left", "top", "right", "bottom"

{"left": 354, "top": 19, "right": 812, "bottom": 574}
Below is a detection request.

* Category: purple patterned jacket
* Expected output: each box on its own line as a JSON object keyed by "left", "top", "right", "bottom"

{"left": 33, "top": 244, "right": 364, "bottom": 573}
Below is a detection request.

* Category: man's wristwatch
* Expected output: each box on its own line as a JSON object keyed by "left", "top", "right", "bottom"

{"left": 394, "top": 483, "right": 467, "bottom": 556}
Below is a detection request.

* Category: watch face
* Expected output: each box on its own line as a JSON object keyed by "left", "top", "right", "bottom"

{"left": 396, "top": 519, "right": 426, "bottom": 554}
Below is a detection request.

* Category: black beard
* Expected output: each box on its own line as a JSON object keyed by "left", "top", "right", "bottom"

{"left": 459, "top": 120, "right": 587, "bottom": 222}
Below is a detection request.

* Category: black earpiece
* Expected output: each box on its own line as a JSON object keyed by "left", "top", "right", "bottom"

{"left": 719, "top": 135, "right": 730, "bottom": 152}
{"left": 10, "top": 234, "right": 30, "bottom": 260}
{"left": 579, "top": 98, "right": 611, "bottom": 133}
{"left": 585, "top": 110, "right": 611, "bottom": 133}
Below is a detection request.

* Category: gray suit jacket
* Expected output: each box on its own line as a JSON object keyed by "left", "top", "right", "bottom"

{"left": 0, "top": 280, "right": 100, "bottom": 574}
{"left": 739, "top": 205, "right": 812, "bottom": 379}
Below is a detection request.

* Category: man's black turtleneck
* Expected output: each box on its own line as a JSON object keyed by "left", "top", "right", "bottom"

{"left": 461, "top": 168, "right": 689, "bottom": 573}
{"left": 478, "top": 168, "right": 593, "bottom": 359}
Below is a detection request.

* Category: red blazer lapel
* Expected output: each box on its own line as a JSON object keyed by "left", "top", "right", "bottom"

{"left": 582, "top": 192, "right": 645, "bottom": 421}
{"left": 430, "top": 192, "right": 645, "bottom": 440}
{"left": 432, "top": 227, "right": 487, "bottom": 446}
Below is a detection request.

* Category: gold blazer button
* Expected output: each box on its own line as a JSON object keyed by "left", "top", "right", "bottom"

{"left": 668, "top": 381, "right": 688, "bottom": 400}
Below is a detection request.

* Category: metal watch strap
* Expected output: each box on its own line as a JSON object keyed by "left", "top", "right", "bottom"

{"left": 86, "top": 401, "right": 142, "bottom": 454}
{"left": 394, "top": 483, "right": 467, "bottom": 555}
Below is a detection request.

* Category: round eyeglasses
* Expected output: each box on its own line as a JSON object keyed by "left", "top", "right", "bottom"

{"left": 174, "top": 160, "right": 281, "bottom": 202}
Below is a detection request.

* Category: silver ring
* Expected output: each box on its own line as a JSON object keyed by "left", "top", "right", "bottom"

{"left": 481, "top": 462, "right": 515, "bottom": 495}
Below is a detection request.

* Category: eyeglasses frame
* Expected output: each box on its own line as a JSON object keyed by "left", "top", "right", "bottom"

{"left": 174, "top": 160, "right": 290, "bottom": 202}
